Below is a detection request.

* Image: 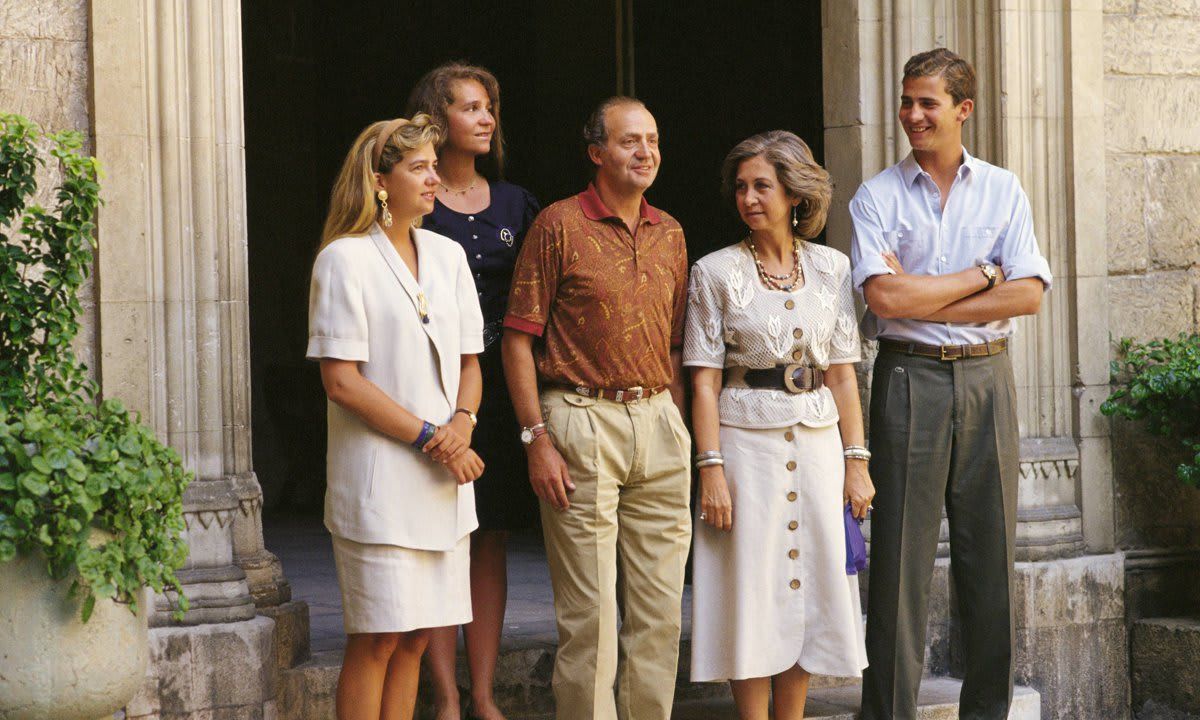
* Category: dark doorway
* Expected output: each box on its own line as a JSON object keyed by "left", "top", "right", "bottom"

{"left": 242, "top": 2, "right": 823, "bottom": 512}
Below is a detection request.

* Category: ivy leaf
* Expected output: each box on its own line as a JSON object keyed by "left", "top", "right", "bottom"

{"left": 13, "top": 498, "right": 35, "bottom": 520}
{"left": 30, "top": 455, "right": 51, "bottom": 474}
{"left": 0, "top": 540, "right": 14, "bottom": 563}
{"left": 20, "top": 472, "right": 49, "bottom": 496}
{"left": 80, "top": 593, "right": 95, "bottom": 623}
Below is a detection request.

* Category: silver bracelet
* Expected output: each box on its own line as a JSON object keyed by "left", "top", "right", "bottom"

{"left": 694, "top": 450, "right": 723, "bottom": 463}
{"left": 695, "top": 457, "right": 725, "bottom": 469}
{"left": 843, "top": 445, "right": 872, "bottom": 461}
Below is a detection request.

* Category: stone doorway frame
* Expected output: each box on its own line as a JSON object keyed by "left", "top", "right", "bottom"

{"left": 88, "top": 0, "right": 1121, "bottom": 717}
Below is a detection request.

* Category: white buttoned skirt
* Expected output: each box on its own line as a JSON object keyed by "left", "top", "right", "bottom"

{"left": 690, "top": 423, "right": 868, "bottom": 681}
{"left": 332, "top": 533, "right": 472, "bottom": 634}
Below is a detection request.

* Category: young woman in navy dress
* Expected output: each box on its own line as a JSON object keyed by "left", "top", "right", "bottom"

{"left": 407, "top": 63, "right": 540, "bottom": 720}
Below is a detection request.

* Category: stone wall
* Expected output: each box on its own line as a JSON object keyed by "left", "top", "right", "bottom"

{"left": 0, "top": 0, "right": 97, "bottom": 381}
{"left": 1104, "top": 0, "right": 1200, "bottom": 558}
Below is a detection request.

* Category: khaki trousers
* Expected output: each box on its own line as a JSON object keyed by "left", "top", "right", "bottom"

{"left": 860, "top": 349, "right": 1020, "bottom": 720}
{"left": 538, "top": 387, "right": 692, "bottom": 720}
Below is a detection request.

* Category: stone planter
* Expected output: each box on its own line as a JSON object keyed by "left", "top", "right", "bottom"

{"left": 0, "top": 531, "right": 149, "bottom": 720}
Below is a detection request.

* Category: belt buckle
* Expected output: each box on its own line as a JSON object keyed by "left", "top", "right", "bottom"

{"left": 939, "top": 345, "right": 959, "bottom": 362}
{"left": 782, "top": 363, "right": 804, "bottom": 393}
{"left": 624, "top": 386, "right": 645, "bottom": 403}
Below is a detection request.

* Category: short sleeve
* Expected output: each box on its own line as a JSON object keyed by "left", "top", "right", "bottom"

{"left": 670, "top": 227, "right": 689, "bottom": 348}
{"left": 306, "top": 246, "right": 369, "bottom": 361}
{"left": 519, "top": 187, "right": 542, "bottom": 240}
{"left": 682, "top": 262, "right": 726, "bottom": 368}
{"left": 994, "top": 183, "right": 1053, "bottom": 290}
{"left": 504, "top": 212, "right": 559, "bottom": 337}
{"left": 455, "top": 246, "right": 485, "bottom": 354}
{"left": 849, "top": 187, "right": 896, "bottom": 294}
{"left": 829, "top": 255, "right": 862, "bottom": 364}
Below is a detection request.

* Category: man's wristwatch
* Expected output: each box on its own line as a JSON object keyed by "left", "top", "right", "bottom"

{"left": 978, "top": 263, "right": 999, "bottom": 291}
{"left": 454, "top": 408, "right": 477, "bottom": 428}
{"left": 520, "top": 422, "right": 547, "bottom": 446}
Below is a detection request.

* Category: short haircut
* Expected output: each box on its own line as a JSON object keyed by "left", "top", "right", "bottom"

{"left": 903, "top": 48, "right": 976, "bottom": 105}
{"left": 582, "top": 95, "right": 647, "bottom": 150}
{"left": 721, "top": 130, "right": 831, "bottom": 241}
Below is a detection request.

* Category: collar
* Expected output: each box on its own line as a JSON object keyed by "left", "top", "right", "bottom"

{"left": 900, "top": 146, "right": 976, "bottom": 186}
{"left": 578, "top": 182, "right": 663, "bottom": 225}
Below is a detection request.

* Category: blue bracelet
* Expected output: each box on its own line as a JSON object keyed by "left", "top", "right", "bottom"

{"left": 412, "top": 421, "right": 436, "bottom": 449}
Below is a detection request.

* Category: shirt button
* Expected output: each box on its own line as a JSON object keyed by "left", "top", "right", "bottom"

{"left": 468, "top": 215, "right": 475, "bottom": 221}
{"left": 790, "top": 579, "right": 801, "bottom": 590}
{"left": 792, "top": 350, "right": 803, "bottom": 361}
{"left": 787, "top": 491, "right": 797, "bottom": 502}
{"left": 788, "top": 549, "right": 799, "bottom": 560}
{"left": 472, "top": 234, "right": 479, "bottom": 240}
{"left": 784, "top": 431, "right": 795, "bottom": 442}
{"left": 786, "top": 460, "right": 797, "bottom": 471}
{"left": 788, "top": 520, "right": 798, "bottom": 531}
{"left": 475, "top": 253, "right": 482, "bottom": 259}
{"left": 475, "top": 273, "right": 481, "bottom": 279}
{"left": 793, "top": 328, "right": 803, "bottom": 338}
{"left": 940, "top": 255, "right": 947, "bottom": 263}
{"left": 784, "top": 299, "right": 795, "bottom": 310}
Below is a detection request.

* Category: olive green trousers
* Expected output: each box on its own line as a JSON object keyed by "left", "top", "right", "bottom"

{"left": 860, "top": 349, "right": 1019, "bottom": 720}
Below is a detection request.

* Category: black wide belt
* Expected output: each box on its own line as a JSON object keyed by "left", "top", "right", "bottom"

{"left": 724, "top": 365, "right": 825, "bottom": 393}
{"left": 878, "top": 337, "right": 1008, "bottom": 361}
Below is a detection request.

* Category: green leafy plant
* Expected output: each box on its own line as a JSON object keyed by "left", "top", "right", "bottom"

{"left": 1101, "top": 333, "right": 1200, "bottom": 488}
{"left": 0, "top": 113, "right": 191, "bottom": 621}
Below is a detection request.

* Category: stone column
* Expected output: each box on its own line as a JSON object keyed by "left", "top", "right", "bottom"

{"left": 822, "top": 1, "right": 1126, "bottom": 717}
{"left": 91, "top": 0, "right": 289, "bottom": 716}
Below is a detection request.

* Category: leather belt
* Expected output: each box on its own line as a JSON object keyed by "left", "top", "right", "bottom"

{"left": 724, "top": 365, "right": 825, "bottom": 393}
{"left": 878, "top": 337, "right": 1008, "bottom": 361}
{"left": 559, "top": 383, "right": 669, "bottom": 403}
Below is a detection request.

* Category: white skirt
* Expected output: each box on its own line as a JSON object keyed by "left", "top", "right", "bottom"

{"left": 332, "top": 533, "right": 472, "bottom": 634}
{"left": 690, "top": 423, "right": 868, "bottom": 682}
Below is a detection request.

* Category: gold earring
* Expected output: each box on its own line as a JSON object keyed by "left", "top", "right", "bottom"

{"left": 377, "top": 189, "right": 393, "bottom": 228}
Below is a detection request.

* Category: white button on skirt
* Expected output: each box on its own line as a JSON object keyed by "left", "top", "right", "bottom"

{"left": 690, "top": 423, "right": 868, "bottom": 682}
{"left": 332, "top": 533, "right": 472, "bottom": 634}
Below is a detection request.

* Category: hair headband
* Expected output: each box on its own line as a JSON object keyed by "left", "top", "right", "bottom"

{"left": 371, "top": 118, "right": 411, "bottom": 172}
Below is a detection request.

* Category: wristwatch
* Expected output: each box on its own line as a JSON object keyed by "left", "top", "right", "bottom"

{"left": 520, "top": 422, "right": 547, "bottom": 446}
{"left": 978, "top": 263, "right": 999, "bottom": 291}
{"left": 454, "top": 408, "right": 477, "bottom": 428}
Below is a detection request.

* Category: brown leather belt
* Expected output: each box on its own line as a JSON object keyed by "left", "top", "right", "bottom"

{"left": 724, "top": 365, "right": 825, "bottom": 393}
{"left": 878, "top": 337, "right": 1008, "bottom": 361}
{"left": 559, "top": 383, "right": 669, "bottom": 403}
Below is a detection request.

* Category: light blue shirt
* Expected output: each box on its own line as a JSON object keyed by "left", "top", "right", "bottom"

{"left": 849, "top": 149, "right": 1052, "bottom": 345}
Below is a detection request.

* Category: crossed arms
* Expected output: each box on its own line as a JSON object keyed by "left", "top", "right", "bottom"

{"left": 863, "top": 252, "right": 1043, "bottom": 323}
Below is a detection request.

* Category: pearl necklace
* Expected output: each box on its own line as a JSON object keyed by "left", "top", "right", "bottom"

{"left": 745, "top": 235, "right": 803, "bottom": 292}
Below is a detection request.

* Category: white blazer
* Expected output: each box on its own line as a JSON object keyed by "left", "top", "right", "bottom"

{"left": 306, "top": 224, "right": 484, "bottom": 550}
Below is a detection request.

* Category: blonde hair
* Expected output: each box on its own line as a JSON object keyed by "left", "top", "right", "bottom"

{"left": 319, "top": 114, "right": 441, "bottom": 250}
{"left": 721, "top": 131, "right": 832, "bottom": 240}
{"left": 406, "top": 62, "right": 505, "bottom": 178}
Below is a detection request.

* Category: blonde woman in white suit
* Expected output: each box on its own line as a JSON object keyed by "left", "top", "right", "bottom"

{"left": 307, "top": 114, "right": 486, "bottom": 720}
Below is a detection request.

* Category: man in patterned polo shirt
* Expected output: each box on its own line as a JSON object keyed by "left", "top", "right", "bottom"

{"left": 502, "top": 96, "right": 691, "bottom": 720}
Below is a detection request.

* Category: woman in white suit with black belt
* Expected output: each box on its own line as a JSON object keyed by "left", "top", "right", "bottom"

{"left": 307, "top": 114, "right": 486, "bottom": 720}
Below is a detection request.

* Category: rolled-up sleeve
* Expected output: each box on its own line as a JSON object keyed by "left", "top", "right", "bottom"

{"left": 849, "top": 187, "right": 896, "bottom": 293}
{"left": 682, "top": 263, "right": 726, "bottom": 369}
{"left": 307, "top": 246, "right": 369, "bottom": 362}
{"left": 455, "top": 246, "right": 485, "bottom": 354}
{"left": 994, "top": 184, "right": 1053, "bottom": 290}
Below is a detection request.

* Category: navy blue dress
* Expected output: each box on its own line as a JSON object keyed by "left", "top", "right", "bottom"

{"left": 424, "top": 181, "right": 541, "bottom": 531}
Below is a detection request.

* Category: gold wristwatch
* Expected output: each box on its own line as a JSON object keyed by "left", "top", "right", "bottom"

{"left": 978, "top": 263, "right": 999, "bottom": 291}
{"left": 454, "top": 408, "right": 478, "bottom": 428}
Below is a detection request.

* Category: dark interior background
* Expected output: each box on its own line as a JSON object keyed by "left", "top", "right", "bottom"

{"left": 243, "top": 2, "right": 823, "bottom": 514}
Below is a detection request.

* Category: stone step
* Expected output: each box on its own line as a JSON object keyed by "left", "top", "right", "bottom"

{"left": 1132, "top": 616, "right": 1200, "bottom": 719}
{"left": 279, "top": 648, "right": 1039, "bottom": 720}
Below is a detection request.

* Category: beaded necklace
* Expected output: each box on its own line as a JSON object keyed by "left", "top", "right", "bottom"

{"left": 745, "top": 235, "right": 804, "bottom": 292}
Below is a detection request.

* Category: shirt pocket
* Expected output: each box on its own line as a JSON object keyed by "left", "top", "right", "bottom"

{"left": 961, "top": 225, "right": 1004, "bottom": 260}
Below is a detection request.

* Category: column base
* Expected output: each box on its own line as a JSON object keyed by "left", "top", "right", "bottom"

{"left": 125, "top": 615, "right": 277, "bottom": 720}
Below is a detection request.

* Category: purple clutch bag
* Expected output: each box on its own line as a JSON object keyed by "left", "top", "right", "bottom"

{"left": 844, "top": 504, "right": 868, "bottom": 575}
